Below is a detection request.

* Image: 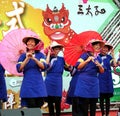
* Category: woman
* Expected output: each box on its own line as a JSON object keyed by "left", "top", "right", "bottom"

{"left": 16, "top": 36, "right": 47, "bottom": 108}
{"left": 66, "top": 66, "right": 81, "bottom": 116}
{"left": 45, "top": 41, "right": 65, "bottom": 116}
{"left": 98, "top": 43, "right": 117, "bottom": 116}
{"left": 74, "top": 39, "right": 105, "bottom": 116}
{"left": 0, "top": 64, "right": 7, "bottom": 109}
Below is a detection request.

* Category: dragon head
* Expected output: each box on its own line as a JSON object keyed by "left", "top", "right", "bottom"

{"left": 42, "top": 3, "right": 72, "bottom": 46}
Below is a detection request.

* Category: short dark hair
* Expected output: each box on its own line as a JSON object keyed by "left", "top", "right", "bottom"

{"left": 104, "top": 45, "right": 112, "bottom": 51}
{"left": 91, "top": 42, "right": 100, "bottom": 46}
{"left": 52, "top": 45, "right": 63, "bottom": 49}
{"left": 25, "top": 38, "right": 40, "bottom": 45}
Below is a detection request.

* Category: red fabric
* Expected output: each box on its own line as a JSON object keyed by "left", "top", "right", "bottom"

{"left": 64, "top": 31, "right": 103, "bottom": 66}
{"left": 34, "top": 41, "right": 44, "bottom": 51}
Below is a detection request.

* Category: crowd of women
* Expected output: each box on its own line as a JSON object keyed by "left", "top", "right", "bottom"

{"left": 0, "top": 34, "right": 120, "bottom": 116}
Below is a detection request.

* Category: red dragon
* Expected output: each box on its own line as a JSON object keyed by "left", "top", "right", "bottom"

{"left": 42, "top": 3, "right": 103, "bottom": 65}
{"left": 42, "top": 3, "right": 73, "bottom": 46}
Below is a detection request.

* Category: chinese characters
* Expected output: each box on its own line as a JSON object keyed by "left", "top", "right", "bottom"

{"left": 4, "top": 90, "right": 21, "bottom": 109}
{"left": 3, "top": 2, "right": 25, "bottom": 36}
{"left": 4, "top": 93, "right": 16, "bottom": 109}
{"left": 77, "top": 4, "right": 106, "bottom": 17}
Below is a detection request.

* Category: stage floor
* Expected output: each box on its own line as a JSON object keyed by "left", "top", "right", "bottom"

{"left": 43, "top": 110, "right": 118, "bottom": 116}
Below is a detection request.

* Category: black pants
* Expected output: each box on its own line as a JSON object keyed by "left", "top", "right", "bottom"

{"left": 47, "top": 96, "right": 61, "bottom": 116}
{"left": 73, "top": 97, "right": 97, "bottom": 116}
{"left": 72, "top": 97, "right": 81, "bottom": 116}
{"left": 23, "top": 98, "right": 44, "bottom": 108}
{"left": 0, "top": 100, "right": 2, "bottom": 109}
{"left": 99, "top": 93, "right": 113, "bottom": 116}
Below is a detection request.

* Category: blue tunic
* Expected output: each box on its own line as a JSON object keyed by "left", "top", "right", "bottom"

{"left": 66, "top": 69, "right": 79, "bottom": 104}
{"left": 67, "top": 71, "right": 79, "bottom": 97}
{"left": 74, "top": 52, "right": 102, "bottom": 98}
{"left": 45, "top": 56, "right": 65, "bottom": 97}
{"left": 16, "top": 52, "right": 47, "bottom": 98}
{"left": 0, "top": 64, "right": 7, "bottom": 102}
{"left": 98, "top": 54, "right": 114, "bottom": 94}
{"left": 118, "top": 57, "right": 120, "bottom": 62}
{"left": 117, "top": 57, "right": 120, "bottom": 66}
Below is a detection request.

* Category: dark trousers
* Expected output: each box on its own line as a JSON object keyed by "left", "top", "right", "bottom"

{"left": 24, "top": 98, "right": 44, "bottom": 108}
{"left": 89, "top": 99, "right": 97, "bottom": 116}
{"left": 72, "top": 97, "right": 97, "bottom": 116}
{"left": 72, "top": 97, "right": 81, "bottom": 116}
{"left": 99, "top": 94, "right": 112, "bottom": 116}
{"left": 0, "top": 100, "right": 2, "bottom": 109}
{"left": 47, "top": 96, "right": 61, "bottom": 116}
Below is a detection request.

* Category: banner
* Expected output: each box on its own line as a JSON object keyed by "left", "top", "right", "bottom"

{"left": 0, "top": 0, "right": 120, "bottom": 112}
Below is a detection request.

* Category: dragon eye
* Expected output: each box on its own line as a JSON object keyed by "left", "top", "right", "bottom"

{"left": 61, "top": 17, "right": 65, "bottom": 22}
{"left": 46, "top": 18, "right": 52, "bottom": 23}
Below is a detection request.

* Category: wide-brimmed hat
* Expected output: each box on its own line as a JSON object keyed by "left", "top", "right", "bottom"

{"left": 104, "top": 43, "right": 113, "bottom": 51}
{"left": 22, "top": 35, "right": 41, "bottom": 45}
{"left": 50, "top": 41, "right": 63, "bottom": 48}
{"left": 90, "top": 39, "right": 105, "bottom": 48}
{"left": 85, "top": 39, "right": 105, "bottom": 52}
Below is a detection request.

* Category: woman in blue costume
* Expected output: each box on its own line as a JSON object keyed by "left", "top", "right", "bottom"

{"left": 74, "top": 39, "right": 105, "bottom": 116}
{"left": 0, "top": 64, "right": 7, "bottom": 109}
{"left": 66, "top": 66, "right": 81, "bottom": 116}
{"left": 98, "top": 43, "right": 117, "bottom": 116}
{"left": 16, "top": 36, "right": 47, "bottom": 108}
{"left": 45, "top": 41, "right": 66, "bottom": 116}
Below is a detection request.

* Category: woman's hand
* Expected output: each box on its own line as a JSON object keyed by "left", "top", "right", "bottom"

{"left": 94, "top": 60, "right": 104, "bottom": 73}
{"left": 86, "top": 56, "right": 94, "bottom": 63}
{"left": 46, "top": 49, "right": 51, "bottom": 64}
{"left": 26, "top": 52, "right": 33, "bottom": 59}
{"left": 77, "top": 56, "right": 94, "bottom": 69}
{"left": 94, "top": 60, "right": 102, "bottom": 67}
{"left": 19, "top": 52, "right": 33, "bottom": 72}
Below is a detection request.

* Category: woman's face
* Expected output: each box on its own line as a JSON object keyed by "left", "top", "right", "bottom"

{"left": 26, "top": 38, "right": 36, "bottom": 50}
{"left": 101, "top": 46, "right": 109, "bottom": 55}
{"left": 52, "top": 47, "right": 63, "bottom": 56}
{"left": 92, "top": 42, "right": 101, "bottom": 53}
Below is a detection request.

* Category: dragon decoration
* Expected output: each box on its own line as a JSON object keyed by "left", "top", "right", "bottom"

{"left": 42, "top": 3, "right": 120, "bottom": 71}
{"left": 42, "top": 3, "right": 73, "bottom": 46}
{"left": 42, "top": 3, "right": 103, "bottom": 66}
{"left": 42, "top": 2, "right": 120, "bottom": 111}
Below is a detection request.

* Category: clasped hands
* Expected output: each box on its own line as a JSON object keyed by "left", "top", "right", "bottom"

{"left": 86, "top": 56, "right": 102, "bottom": 67}
{"left": 26, "top": 52, "right": 35, "bottom": 60}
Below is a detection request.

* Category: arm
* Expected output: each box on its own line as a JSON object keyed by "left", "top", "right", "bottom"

{"left": 77, "top": 55, "right": 104, "bottom": 73}
{"left": 32, "top": 57, "right": 45, "bottom": 69}
{"left": 110, "top": 49, "right": 117, "bottom": 67}
{"left": 18, "top": 53, "right": 31, "bottom": 72}
{"left": 77, "top": 56, "right": 94, "bottom": 69}
{"left": 31, "top": 54, "right": 46, "bottom": 70}
{"left": 94, "top": 60, "right": 104, "bottom": 73}
{"left": 46, "top": 49, "right": 51, "bottom": 64}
